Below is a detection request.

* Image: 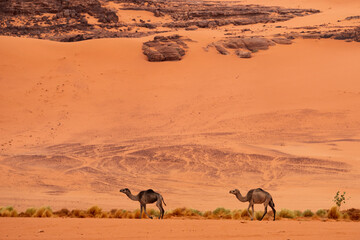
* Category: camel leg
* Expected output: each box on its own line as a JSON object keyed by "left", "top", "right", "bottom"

{"left": 140, "top": 204, "right": 143, "bottom": 219}
{"left": 156, "top": 200, "right": 164, "bottom": 219}
{"left": 260, "top": 205, "right": 268, "bottom": 221}
{"left": 143, "top": 204, "right": 153, "bottom": 219}
{"left": 247, "top": 203, "right": 253, "bottom": 220}
{"left": 251, "top": 204, "right": 255, "bottom": 220}
{"left": 270, "top": 204, "right": 276, "bottom": 221}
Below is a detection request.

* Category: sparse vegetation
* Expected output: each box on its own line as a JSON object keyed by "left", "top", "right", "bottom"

{"left": 328, "top": 206, "right": 341, "bottom": 220}
{"left": 34, "top": 207, "right": 53, "bottom": 218}
{"left": 333, "top": 191, "right": 348, "bottom": 208}
{"left": 278, "top": 209, "right": 295, "bottom": 219}
{"left": 0, "top": 206, "right": 359, "bottom": 221}
{"left": 87, "top": 206, "right": 102, "bottom": 218}
{"left": 316, "top": 209, "right": 327, "bottom": 218}
{"left": 293, "top": 210, "right": 302, "bottom": 218}
{"left": 302, "top": 209, "right": 314, "bottom": 217}
{"left": 0, "top": 206, "right": 17, "bottom": 217}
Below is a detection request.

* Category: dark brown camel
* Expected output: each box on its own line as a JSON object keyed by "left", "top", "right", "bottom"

{"left": 229, "top": 188, "right": 276, "bottom": 221}
{"left": 120, "top": 188, "right": 166, "bottom": 219}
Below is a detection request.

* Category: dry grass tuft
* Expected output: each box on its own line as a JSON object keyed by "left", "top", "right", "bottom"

{"left": 54, "top": 208, "right": 70, "bottom": 217}
{"left": 316, "top": 209, "right": 327, "bottom": 218}
{"left": 70, "top": 209, "right": 86, "bottom": 218}
{"left": 34, "top": 207, "right": 53, "bottom": 218}
{"left": 293, "top": 210, "right": 303, "bottom": 218}
{"left": 87, "top": 206, "right": 102, "bottom": 218}
{"left": 302, "top": 209, "right": 314, "bottom": 217}
{"left": 231, "top": 209, "right": 242, "bottom": 220}
{"left": 241, "top": 209, "right": 251, "bottom": 219}
{"left": 255, "top": 211, "right": 264, "bottom": 220}
{"left": 278, "top": 209, "right": 295, "bottom": 219}
{"left": 0, "top": 206, "right": 18, "bottom": 217}
{"left": 212, "top": 208, "right": 232, "bottom": 219}
{"left": 343, "top": 208, "right": 360, "bottom": 221}
{"left": 328, "top": 206, "right": 341, "bottom": 220}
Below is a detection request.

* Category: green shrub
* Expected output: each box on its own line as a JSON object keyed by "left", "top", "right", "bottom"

{"left": 294, "top": 210, "right": 302, "bottom": 218}
{"left": 24, "top": 208, "right": 37, "bottom": 217}
{"left": 316, "top": 209, "right": 327, "bottom": 218}
{"left": 303, "top": 209, "right": 314, "bottom": 217}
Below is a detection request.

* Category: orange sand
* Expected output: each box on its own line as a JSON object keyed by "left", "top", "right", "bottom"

{"left": 1, "top": 218, "right": 360, "bottom": 240}
{"left": 0, "top": 0, "right": 359, "bottom": 213}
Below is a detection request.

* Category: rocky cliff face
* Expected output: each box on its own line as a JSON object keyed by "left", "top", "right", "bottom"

{"left": 0, "top": 0, "right": 321, "bottom": 42}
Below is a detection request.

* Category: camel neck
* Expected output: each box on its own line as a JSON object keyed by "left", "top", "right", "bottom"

{"left": 236, "top": 192, "right": 248, "bottom": 202}
{"left": 125, "top": 191, "right": 139, "bottom": 201}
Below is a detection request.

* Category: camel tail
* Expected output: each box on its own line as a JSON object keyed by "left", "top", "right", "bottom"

{"left": 270, "top": 198, "right": 275, "bottom": 208}
{"left": 161, "top": 195, "right": 166, "bottom": 206}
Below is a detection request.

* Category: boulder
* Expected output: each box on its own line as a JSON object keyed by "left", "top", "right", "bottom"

{"left": 242, "top": 37, "right": 275, "bottom": 51}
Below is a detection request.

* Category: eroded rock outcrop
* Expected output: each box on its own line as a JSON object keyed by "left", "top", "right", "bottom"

{"left": 142, "top": 35, "right": 191, "bottom": 62}
{"left": 210, "top": 37, "right": 292, "bottom": 58}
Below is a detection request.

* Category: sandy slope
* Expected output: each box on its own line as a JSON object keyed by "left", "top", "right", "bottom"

{"left": 1, "top": 218, "right": 360, "bottom": 240}
{"left": 0, "top": 0, "right": 360, "bottom": 212}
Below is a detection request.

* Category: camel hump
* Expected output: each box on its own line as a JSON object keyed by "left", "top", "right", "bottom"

{"left": 256, "top": 188, "right": 265, "bottom": 192}
{"left": 146, "top": 189, "right": 155, "bottom": 193}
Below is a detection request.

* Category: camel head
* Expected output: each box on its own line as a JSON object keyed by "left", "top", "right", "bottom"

{"left": 120, "top": 188, "right": 130, "bottom": 194}
{"left": 229, "top": 189, "right": 240, "bottom": 195}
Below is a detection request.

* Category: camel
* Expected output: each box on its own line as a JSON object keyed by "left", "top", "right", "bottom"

{"left": 120, "top": 188, "right": 166, "bottom": 219}
{"left": 229, "top": 188, "right": 276, "bottom": 221}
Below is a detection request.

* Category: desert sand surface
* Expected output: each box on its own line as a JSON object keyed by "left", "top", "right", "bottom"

{"left": 0, "top": 0, "right": 359, "bottom": 216}
{"left": 1, "top": 218, "right": 360, "bottom": 240}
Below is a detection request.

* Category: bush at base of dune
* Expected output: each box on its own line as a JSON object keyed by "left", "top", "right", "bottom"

{"left": 302, "top": 209, "right": 314, "bottom": 217}
{"left": 328, "top": 206, "right": 341, "bottom": 220}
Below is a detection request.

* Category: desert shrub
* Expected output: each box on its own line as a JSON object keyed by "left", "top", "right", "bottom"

{"left": 333, "top": 191, "right": 348, "bottom": 208}
{"left": 34, "top": 207, "right": 53, "bottom": 218}
{"left": 202, "top": 210, "right": 213, "bottom": 218}
{"left": 241, "top": 209, "right": 251, "bottom": 219}
{"left": 0, "top": 206, "right": 17, "bottom": 217}
{"left": 342, "top": 212, "right": 350, "bottom": 220}
{"left": 100, "top": 212, "right": 109, "bottom": 218}
{"left": 316, "top": 209, "right": 327, "bottom": 218}
{"left": 54, "top": 208, "right": 70, "bottom": 217}
{"left": 328, "top": 206, "right": 341, "bottom": 220}
{"left": 24, "top": 208, "right": 37, "bottom": 217}
{"left": 343, "top": 208, "right": 360, "bottom": 221}
{"left": 293, "top": 210, "right": 302, "bottom": 218}
{"left": 231, "top": 209, "right": 242, "bottom": 220}
{"left": 0, "top": 206, "right": 18, "bottom": 217}
{"left": 255, "top": 211, "right": 264, "bottom": 220}
{"left": 70, "top": 209, "right": 86, "bottom": 218}
{"left": 302, "top": 209, "right": 314, "bottom": 217}
{"left": 87, "top": 206, "right": 102, "bottom": 217}
{"left": 212, "top": 208, "right": 231, "bottom": 219}
{"left": 278, "top": 209, "right": 295, "bottom": 219}
{"left": 166, "top": 208, "right": 202, "bottom": 218}
{"left": 113, "top": 209, "right": 125, "bottom": 218}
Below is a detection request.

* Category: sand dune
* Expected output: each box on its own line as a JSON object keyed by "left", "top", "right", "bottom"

{"left": 0, "top": 0, "right": 360, "bottom": 214}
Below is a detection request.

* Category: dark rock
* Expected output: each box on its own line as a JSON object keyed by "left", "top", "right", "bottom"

{"left": 235, "top": 50, "right": 252, "bottom": 58}
{"left": 242, "top": 37, "right": 275, "bottom": 51}
{"left": 214, "top": 44, "right": 229, "bottom": 55}
{"left": 271, "top": 37, "right": 292, "bottom": 44}
{"left": 142, "top": 35, "right": 190, "bottom": 62}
